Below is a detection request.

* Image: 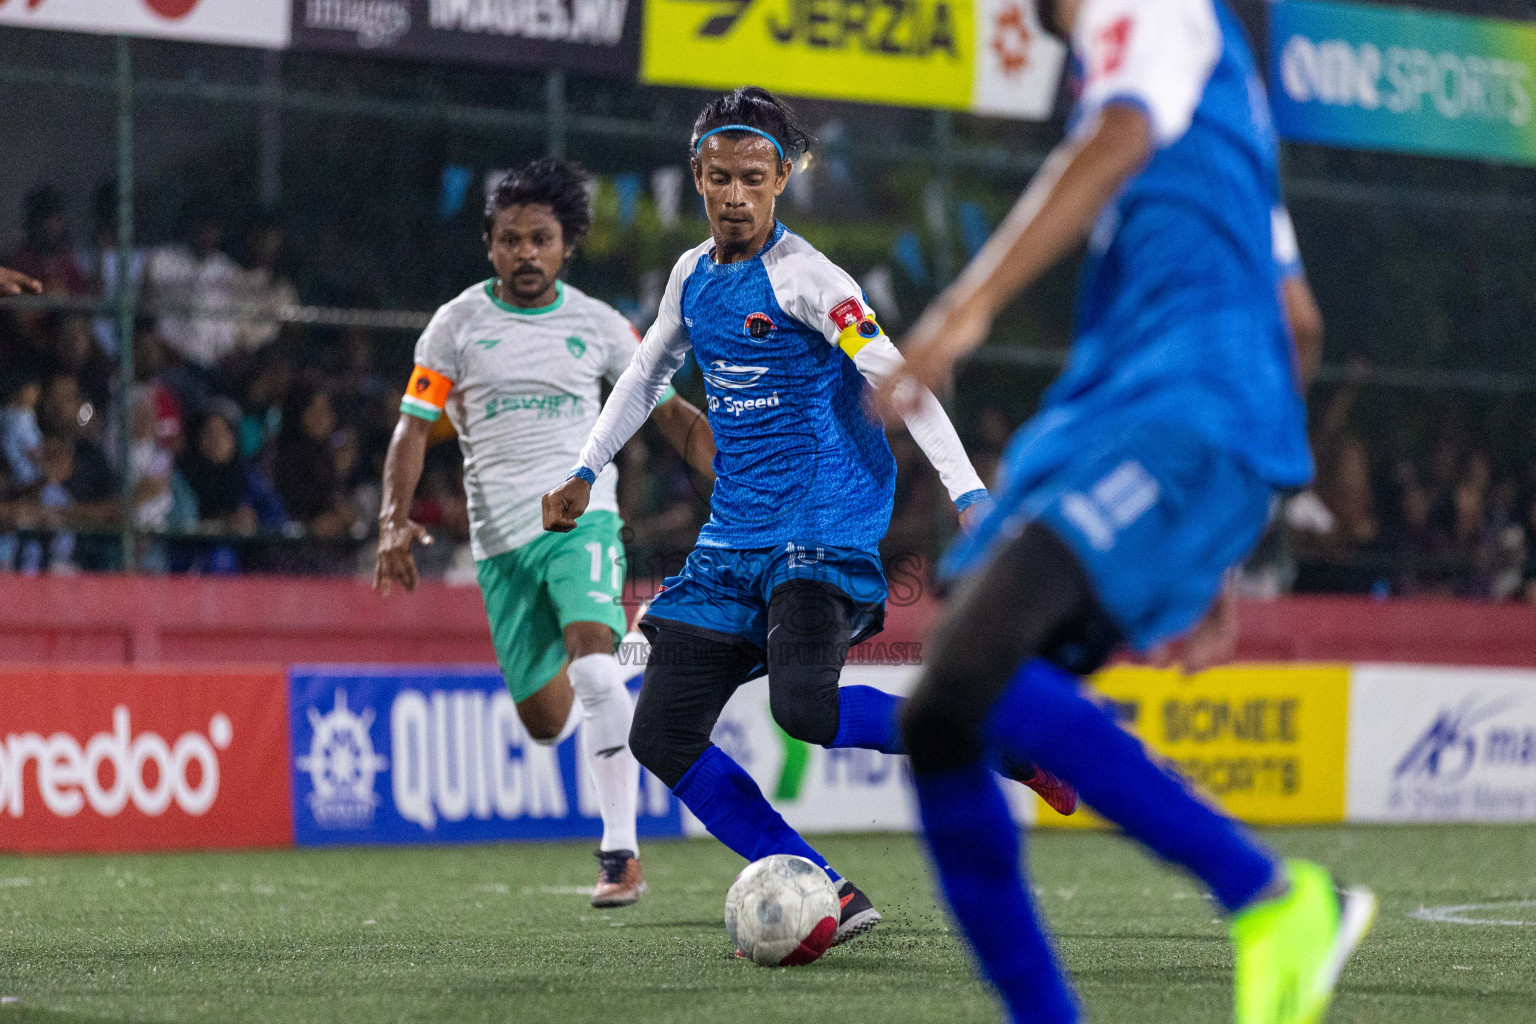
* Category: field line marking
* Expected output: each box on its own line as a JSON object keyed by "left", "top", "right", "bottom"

{"left": 1411, "top": 900, "right": 1536, "bottom": 926}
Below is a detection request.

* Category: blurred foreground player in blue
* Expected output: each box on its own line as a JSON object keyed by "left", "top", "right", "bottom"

{"left": 545, "top": 88, "right": 1074, "bottom": 947}
{"left": 877, "top": 0, "right": 1373, "bottom": 1020}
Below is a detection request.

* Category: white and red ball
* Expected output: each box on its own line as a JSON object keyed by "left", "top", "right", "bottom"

{"left": 724, "top": 854, "right": 840, "bottom": 967}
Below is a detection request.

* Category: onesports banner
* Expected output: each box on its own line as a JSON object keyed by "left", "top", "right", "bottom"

{"left": 0, "top": 667, "right": 293, "bottom": 853}
{"left": 639, "top": 0, "right": 1064, "bottom": 119}
{"left": 1034, "top": 664, "right": 1351, "bottom": 828}
{"left": 0, "top": 0, "right": 291, "bottom": 48}
{"left": 1269, "top": 0, "right": 1536, "bottom": 166}
{"left": 290, "top": 0, "right": 641, "bottom": 77}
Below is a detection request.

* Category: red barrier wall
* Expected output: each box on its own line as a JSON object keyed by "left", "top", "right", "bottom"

{"left": 0, "top": 576, "right": 1534, "bottom": 667}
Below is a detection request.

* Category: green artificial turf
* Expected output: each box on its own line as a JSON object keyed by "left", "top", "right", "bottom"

{"left": 1, "top": 826, "right": 1533, "bottom": 1023}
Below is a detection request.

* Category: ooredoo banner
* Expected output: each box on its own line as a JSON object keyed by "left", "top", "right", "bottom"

{"left": 288, "top": 666, "right": 682, "bottom": 846}
{"left": 0, "top": 0, "right": 291, "bottom": 48}
{"left": 0, "top": 667, "right": 293, "bottom": 852}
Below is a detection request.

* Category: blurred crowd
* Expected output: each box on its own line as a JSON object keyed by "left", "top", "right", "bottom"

{"left": 5, "top": 181, "right": 1536, "bottom": 602}
{"left": 1261, "top": 380, "right": 1536, "bottom": 603}
{"left": 0, "top": 183, "right": 716, "bottom": 578}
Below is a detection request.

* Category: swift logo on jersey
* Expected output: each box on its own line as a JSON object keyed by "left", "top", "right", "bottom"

{"left": 484, "top": 394, "right": 585, "bottom": 420}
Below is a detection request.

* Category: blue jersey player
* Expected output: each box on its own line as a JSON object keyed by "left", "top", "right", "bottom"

{"left": 877, "top": 0, "right": 1373, "bottom": 1020}
{"left": 545, "top": 87, "right": 1067, "bottom": 948}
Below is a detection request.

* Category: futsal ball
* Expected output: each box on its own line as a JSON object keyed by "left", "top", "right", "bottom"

{"left": 724, "top": 854, "right": 840, "bottom": 967}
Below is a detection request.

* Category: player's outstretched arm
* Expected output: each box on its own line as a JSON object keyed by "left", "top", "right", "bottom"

{"left": 0, "top": 266, "right": 42, "bottom": 297}
{"left": 650, "top": 394, "right": 717, "bottom": 483}
{"left": 850, "top": 336, "right": 988, "bottom": 528}
{"left": 375, "top": 413, "right": 434, "bottom": 595}
{"left": 877, "top": 104, "right": 1153, "bottom": 416}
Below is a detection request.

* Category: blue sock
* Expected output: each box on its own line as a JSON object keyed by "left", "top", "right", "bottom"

{"left": 913, "top": 763, "right": 1079, "bottom": 1024}
{"left": 673, "top": 745, "right": 843, "bottom": 885}
{"left": 987, "top": 659, "right": 1278, "bottom": 912}
{"left": 830, "top": 685, "right": 904, "bottom": 754}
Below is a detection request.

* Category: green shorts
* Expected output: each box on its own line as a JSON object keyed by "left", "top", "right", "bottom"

{"left": 476, "top": 511, "right": 629, "bottom": 703}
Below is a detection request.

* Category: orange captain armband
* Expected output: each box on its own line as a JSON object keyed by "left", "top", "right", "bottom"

{"left": 400, "top": 365, "right": 453, "bottom": 422}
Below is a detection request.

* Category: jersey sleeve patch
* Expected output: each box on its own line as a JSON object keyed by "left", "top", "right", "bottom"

{"left": 828, "top": 296, "right": 865, "bottom": 332}
{"left": 401, "top": 364, "right": 453, "bottom": 421}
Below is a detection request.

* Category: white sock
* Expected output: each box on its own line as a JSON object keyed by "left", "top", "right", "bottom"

{"left": 568, "top": 653, "right": 640, "bottom": 854}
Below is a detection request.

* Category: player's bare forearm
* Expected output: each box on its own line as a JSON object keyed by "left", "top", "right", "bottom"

{"left": 1282, "top": 276, "right": 1324, "bottom": 390}
{"left": 887, "top": 105, "right": 1153, "bottom": 409}
{"left": 375, "top": 413, "right": 434, "bottom": 594}
{"left": 0, "top": 266, "right": 42, "bottom": 297}
{"left": 651, "top": 395, "right": 717, "bottom": 483}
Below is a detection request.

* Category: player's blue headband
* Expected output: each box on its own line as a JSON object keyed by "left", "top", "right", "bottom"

{"left": 694, "top": 124, "right": 786, "bottom": 162}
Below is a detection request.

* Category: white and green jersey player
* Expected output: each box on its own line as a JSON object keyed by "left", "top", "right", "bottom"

{"left": 377, "top": 159, "right": 714, "bottom": 907}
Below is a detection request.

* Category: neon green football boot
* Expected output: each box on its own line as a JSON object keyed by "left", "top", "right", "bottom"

{"left": 1230, "top": 859, "right": 1376, "bottom": 1024}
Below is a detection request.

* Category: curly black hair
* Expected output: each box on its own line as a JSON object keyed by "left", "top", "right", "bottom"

{"left": 689, "top": 87, "right": 813, "bottom": 163}
{"left": 483, "top": 158, "right": 593, "bottom": 246}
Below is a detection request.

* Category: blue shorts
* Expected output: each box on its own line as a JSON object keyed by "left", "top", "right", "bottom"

{"left": 644, "top": 543, "right": 888, "bottom": 652}
{"left": 939, "top": 422, "right": 1273, "bottom": 652}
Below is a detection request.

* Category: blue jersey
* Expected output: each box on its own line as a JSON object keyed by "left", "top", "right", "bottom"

{"left": 575, "top": 222, "right": 986, "bottom": 559}
{"left": 678, "top": 224, "right": 894, "bottom": 553}
{"left": 1021, "top": 0, "right": 1312, "bottom": 490}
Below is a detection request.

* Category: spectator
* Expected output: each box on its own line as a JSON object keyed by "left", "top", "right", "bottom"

{"left": 330, "top": 327, "right": 387, "bottom": 429}
{"left": 39, "top": 373, "right": 120, "bottom": 570}
{"left": 180, "top": 398, "right": 285, "bottom": 536}
{"left": 74, "top": 181, "right": 145, "bottom": 358}
{"left": 0, "top": 370, "right": 45, "bottom": 573}
{"left": 272, "top": 382, "right": 356, "bottom": 540}
{"left": 37, "top": 435, "right": 77, "bottom": 574}
{"left": 1319, "top": 436, "right": 1379, "bottom": 550}
{"left": 233, "top": 209, "right": 299, "bottom": 355}
{"left": 144, "top": 204, "right": 241, "bottom": 371}
{"left": 126, "top": 386, "right": 176, "bottom": 532}
{"left": 6, "top": 186, "right": 87, "bottom": 296}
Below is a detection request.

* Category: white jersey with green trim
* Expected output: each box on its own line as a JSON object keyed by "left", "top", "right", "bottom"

{"left": 410, "top": 279, "right": 641, "bottom": 560}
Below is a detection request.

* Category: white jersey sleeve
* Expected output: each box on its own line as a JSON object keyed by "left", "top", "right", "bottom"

{"left": 1272, "top": 205, "right": 1304, "bottom": 281}
{"left": 411, "top": 301, "right": 465, "bottom": 383}
{"left": 769, "top": 244, "right": 987, "bottom": 510}
{"left": 597, "top": 304, "right": 644, "bottom": 386}
{"left": 1072, "top": 0, "right": 1220, "bottom": 147}
{"left": 572, "top": 252, "right": 696, "bottom": 481}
